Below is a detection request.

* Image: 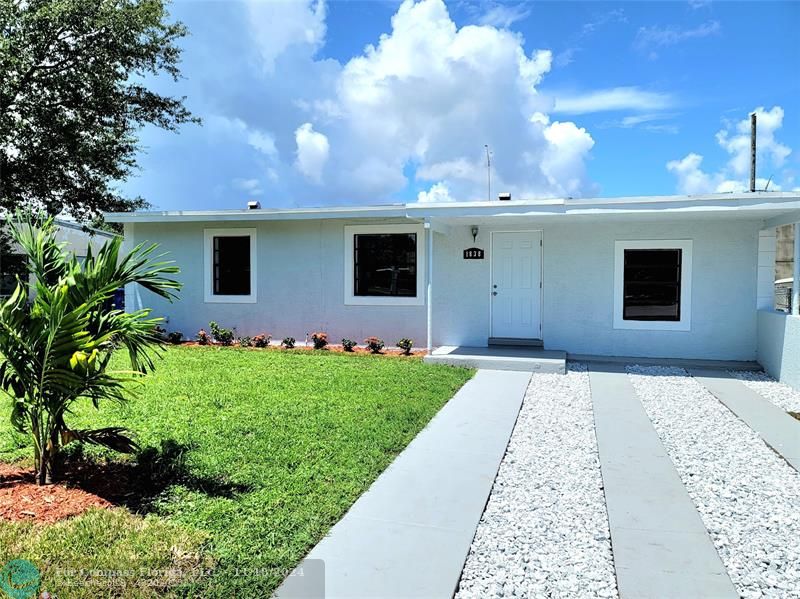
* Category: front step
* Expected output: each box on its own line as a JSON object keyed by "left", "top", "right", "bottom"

{"left": 488, "top": 337, "right": 544, "bottom": 347}
{"left": 424, "top": 346, "right": 566, "bottom": 374}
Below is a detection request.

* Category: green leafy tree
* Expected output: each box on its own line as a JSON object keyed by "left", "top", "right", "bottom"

{"left": 0, "top": 215, "right": 180, "bottom": 484}
{"left": 0, "top": 0, "right": 197, "bottom": 220}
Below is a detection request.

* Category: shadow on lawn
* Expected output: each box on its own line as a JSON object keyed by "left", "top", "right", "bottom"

{"left": 63, "top": 439, "right": 251, "bottom": 513}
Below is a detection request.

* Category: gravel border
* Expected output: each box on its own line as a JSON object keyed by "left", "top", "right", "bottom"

{"left": 628, "top": 365, "right": 800, "bottom": 598}
{"left": 456, "top": 365, "right": 617, "bottom": 599}
{"left": 730, "top": 369, "right": 800, "bottom": 413}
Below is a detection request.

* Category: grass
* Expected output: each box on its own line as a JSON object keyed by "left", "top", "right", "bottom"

{"left": 0, "top": 346, "right": 473, "bottom": 597}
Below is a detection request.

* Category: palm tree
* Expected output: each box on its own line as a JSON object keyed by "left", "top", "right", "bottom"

{"left": 0, "top": 215, "right": 181, "bottom": 485}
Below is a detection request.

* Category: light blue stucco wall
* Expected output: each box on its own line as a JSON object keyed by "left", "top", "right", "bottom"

{"left": 128, "top": 219, "right": 428, "bottom": 345}
{"left": 130, "top": 217, "right": 761, "bottom": 361}
{"left": 433, "top": 219, "right": 760, "bottom": 360}
{"left": 757, "top": 310, "right": 800, "bottom": 390}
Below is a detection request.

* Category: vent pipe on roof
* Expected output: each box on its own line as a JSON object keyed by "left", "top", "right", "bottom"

{"left": 247, "top": 200, "right": 261, "bottom": 210}
{"left": 498, "top": 192, "right": 511, "bottom": 201}
{"left": 750, "top": 112, "right": 757, "bottom": 193}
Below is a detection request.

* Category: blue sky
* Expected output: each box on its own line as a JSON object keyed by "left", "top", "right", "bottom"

{"left": 123, "top": 0, "right": 799, "bottom": 210}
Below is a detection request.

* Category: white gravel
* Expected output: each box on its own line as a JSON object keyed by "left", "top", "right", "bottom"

{"left": 730, "top": 369, "right": 800, "bottom": 413}
{"left": 627, "top": 365, "right": 800, "bottom": 598}
{"left": 456, "top": 365, "right": 617, "bottom": 599}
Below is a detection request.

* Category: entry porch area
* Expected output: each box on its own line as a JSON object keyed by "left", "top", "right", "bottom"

{"left": 424, "top": 345, "right": 567, "bottom": 373}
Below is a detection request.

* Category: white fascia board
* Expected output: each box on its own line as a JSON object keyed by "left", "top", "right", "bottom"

{"left": 104, "top": 205, "right": 409, "bottom": 223}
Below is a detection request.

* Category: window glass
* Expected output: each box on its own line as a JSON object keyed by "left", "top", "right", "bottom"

{"left": 0, "top": 254, "right": 27, "bottom": 296}
{"left": 354, "top": 233, "right": 417, "bottom": 297}
{"left": 213, "top": 236, "right": 250, "bottom": 295}
{"left": 623, "top": 249, "right": 681, "bottom": 321}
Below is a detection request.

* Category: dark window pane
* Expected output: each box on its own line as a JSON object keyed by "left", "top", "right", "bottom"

{"left": 354, "top": 233, "right": 417, "bottom": 297}
{"left": 213, "top": 236, "right": 250, "bottom": 295}
{"left": 0, "top": 254, "right": 27, "bottom": 296}
{"left": 623, "top": 249, "right": 681, "bottom": 321}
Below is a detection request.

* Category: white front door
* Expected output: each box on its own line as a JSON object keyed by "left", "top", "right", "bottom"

{"left": 491, "top": 231, "right": 542, "bottom": 339}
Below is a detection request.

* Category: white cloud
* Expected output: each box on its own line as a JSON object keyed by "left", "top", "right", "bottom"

{"left": 478, "top": 3, "right": 531, "bottom": 29}
{"left": 667, "top": 106, "right": 792, "bottom": 194}
{"left": 233, "top": 177, "right": 264, "bottom": 196}
{"left": 418, "top": 182, "right": 454, "bottom": 203}
{"left": 220, "top": 0, "right": 597, "bottom": 203}
{"left": 294, "top": 122, "right": 329, "bottom": 182}
{"left": 554, "top": 87, "right": 673, "bottom": 115}
{"left": 247, "top": 130, "right": 278, "bottom": 158}
{"left": 247, "top": 0, "right": 327, "bottom": 72}
{"left": 635, "top": 20, "right": 720, "bottom": 58}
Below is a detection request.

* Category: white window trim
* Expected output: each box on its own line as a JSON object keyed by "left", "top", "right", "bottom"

{"left": 613, "top": 239, "right": 693, "bottom": 332}
{"left": 344, "top": 223, "right": 426, "bottom": 306}
{"left": 203, "top": 228, "right": 257, "bottom": 304}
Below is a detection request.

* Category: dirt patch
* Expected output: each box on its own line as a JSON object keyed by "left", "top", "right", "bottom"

{"left": 0, "top": 463, "right": 111, "bottom": 524}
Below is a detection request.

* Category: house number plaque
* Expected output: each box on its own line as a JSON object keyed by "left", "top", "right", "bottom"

{"left": 463, "top": 248, "right": 485, "bottom": 260}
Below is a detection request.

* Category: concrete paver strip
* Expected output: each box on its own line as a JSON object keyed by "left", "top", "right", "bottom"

{"left": 275, "top": 369, "right": 530, "bottom": 599}
{"left": 690, "top": 368, "right": 800, "bottom": 472}
{"left": 588, "top": 363, "right": 737, "bottom": 599}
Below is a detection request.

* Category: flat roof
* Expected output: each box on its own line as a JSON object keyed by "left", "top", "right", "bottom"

{"left": 104, "top": 192, "right": 800, "bottom": 224}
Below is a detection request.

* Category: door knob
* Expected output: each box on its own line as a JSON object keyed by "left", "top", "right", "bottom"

{"left": 492, "top": 291, "right": 498, "bottom": 296}
{"left": 493, "top": 284, "right": 497, "bottom": 288}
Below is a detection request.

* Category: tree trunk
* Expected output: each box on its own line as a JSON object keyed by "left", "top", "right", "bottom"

{"left": 31, "top": 414, "right": 58, "bottom": 485}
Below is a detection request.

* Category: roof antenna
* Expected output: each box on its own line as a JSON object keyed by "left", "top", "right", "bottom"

{"left": 764, "top": 175, "right": 773, "bottom": 192}
{"left": 749, "top": 112, "right": 757, "bottom": 192}
{"left": 485, "top": 144, "right": 492, "bottom": 202}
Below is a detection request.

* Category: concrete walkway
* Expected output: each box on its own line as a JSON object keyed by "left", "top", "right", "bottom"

{"left": 690, "top": 368, "right": 800, "bottom": 472}
{"left": 588, "top": 364, "right": 737, "bottom": 598}
{"left": 276, "top": 369, "right": 531, "bottom": 599}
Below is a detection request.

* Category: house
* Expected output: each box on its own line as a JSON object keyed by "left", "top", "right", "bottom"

{"left": 105, "top": 191, "right": 800, "bottom": 388}
{"left": 0, "top": 218, "right": 116, "bottom": 298}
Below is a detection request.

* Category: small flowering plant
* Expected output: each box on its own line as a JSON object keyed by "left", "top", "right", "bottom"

{"left": 253, "top": 334, "right": 271, "bottom": 348}
{"left": 397, "top": 338, "right": 413, "bottom": 355}
{"left": 196, "top": 329, "right": 210, "bottom": 345}
{"left": 364, "top": 336, "right": 385, "bottom": 354}
{"left": 239, "top": 336, "right": 253, "bottom": 347}
{"left": 167, "top": 331, "right": 184, "bottom": 345}
{"left": 281, "top": 337, "right": 296, "bottom": 349}
{"left": 341, "top": 338, "right": 357, "bottom": 352}
{"left": 311, "top": 332, "right": 329, "bottom": 350}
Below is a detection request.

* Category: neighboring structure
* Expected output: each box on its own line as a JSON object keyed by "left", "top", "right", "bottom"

{"left": 106, "top": 192, "right": 800, "bottom": 388}
{"left": 0, "top": 218, "right": 116, "bottom": 297}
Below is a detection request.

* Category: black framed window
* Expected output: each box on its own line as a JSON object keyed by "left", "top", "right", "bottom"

{"left": 623, "top": 249, "right": 682, "bottom": 321}
{"left": 0, "top": 254, "right": 27, "bottom": 296}
{"left": 354, "top": 233, "right": 417, "bottom": 297}
{"left": 213, "top": 236, "right": 251, "bottom": 295}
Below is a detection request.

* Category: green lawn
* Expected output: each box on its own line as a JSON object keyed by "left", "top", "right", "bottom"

{"left": 0, "top": 346, "right": 473, "bottom": 597}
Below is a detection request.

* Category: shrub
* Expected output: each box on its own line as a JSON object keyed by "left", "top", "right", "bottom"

{"left": 167, "top": 331, "right": 184, "bottom": 345}
{"left": 0, "top": 215, "right": 180, "bottom": 485}
{"left": 364, "top": 336, "right": 385, "bottom": 354}
{"left": 196, "top": 329, "right": 210, "bottom": 345}
{"left": 281, "top": 337, "right": 296, "bottom": 349}
{"left": 397, "top": 338, "right": 414, "bottom": 355}
{"left": 253, "top": 334, "right": 271, "bottom": 348}
{"left": 153, "top": 325, "right": 168, "bottom": 341}
{"left": 311, "top": 332, "right": 329, "bottom": 350}
{"left": 341, "top": 338, "right": 357, "bottom": 352}
{"left": 209, "top": 321, "right": 235, "bottom": 346}
{"left": 239, "top": 336, "right": 252, "bottom": 347}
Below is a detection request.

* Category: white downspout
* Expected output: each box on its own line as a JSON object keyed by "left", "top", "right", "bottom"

{"left": 426, "top": 220, "right": 433, "bottom": 354}
{"left": 793, "top": 223, "right": 800, "bottom": 316}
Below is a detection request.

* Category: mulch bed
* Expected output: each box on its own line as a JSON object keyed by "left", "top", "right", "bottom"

{"left": 180, "top": 341, "right": 426, "bottom": 356}
{"left": 0, "top": 463, "right": 112, "bottom": 524}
